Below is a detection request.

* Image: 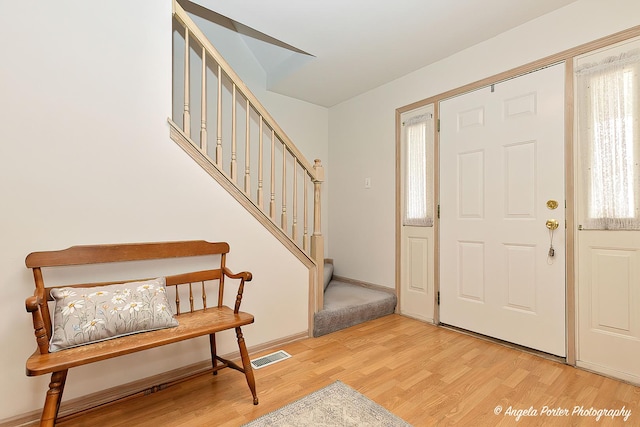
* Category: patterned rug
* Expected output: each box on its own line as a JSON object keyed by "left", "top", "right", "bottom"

{"left": 242, "top": 381, "right": 412, "bottom": 426}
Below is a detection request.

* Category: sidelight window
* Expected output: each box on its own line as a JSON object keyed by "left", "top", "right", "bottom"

{"left": 403, "top": 112, "right": 434, "bottom": 226}
{"left": 576, "top": 48, "right": 640, "bottom": 229}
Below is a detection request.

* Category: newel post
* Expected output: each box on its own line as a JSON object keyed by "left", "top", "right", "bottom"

{"left": 311, "top": 159, "right": 325, "bottom": 313}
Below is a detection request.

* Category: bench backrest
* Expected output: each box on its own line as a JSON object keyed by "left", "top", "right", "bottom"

{"left": 26, "top": 240, "right": 233, "bottom": 343}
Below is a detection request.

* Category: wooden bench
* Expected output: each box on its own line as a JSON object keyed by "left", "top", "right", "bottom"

{"left": 24, "top": 240, "right": 258, "bottom": 426}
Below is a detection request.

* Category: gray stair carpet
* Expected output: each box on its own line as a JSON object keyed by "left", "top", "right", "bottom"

{"left": 313, "top": 263, "right": 397, "bottom": 337}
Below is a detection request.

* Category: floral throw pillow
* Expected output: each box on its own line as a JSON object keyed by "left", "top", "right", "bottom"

{"left": 49, "top": 278, "right": 178, "bottom": 352}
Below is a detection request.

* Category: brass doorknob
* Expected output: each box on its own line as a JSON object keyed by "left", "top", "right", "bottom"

{"left": 546, "top": 219, "right": 559, "bottom": 230}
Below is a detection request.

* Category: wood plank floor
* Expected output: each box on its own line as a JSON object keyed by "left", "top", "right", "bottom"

{"left": 57, "top": 314, "right": 639, "bottom": 426}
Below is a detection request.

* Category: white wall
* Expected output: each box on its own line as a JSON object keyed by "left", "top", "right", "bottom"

{"left": 327, "top": 0, "right": 640, "bottom": 288}
{"left": 0, "top": 0, "right": 327, "bottom": 420}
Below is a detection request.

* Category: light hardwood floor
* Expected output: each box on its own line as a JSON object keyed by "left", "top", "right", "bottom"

{"left": 56, "top": 314, "right": 639, "bottom": 426}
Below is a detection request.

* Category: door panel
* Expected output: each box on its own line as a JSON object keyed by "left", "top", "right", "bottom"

{"left": 440, "top": 64, "right": 566, "bottom": 356}
{"left": 401, "top": 229, "right": 434, "bottom": 321}
{"left": 407, "top": 236, "right": 429, "bottom": 293}
{"left": 577, "top": 232, "right": 640, "bottom": 382}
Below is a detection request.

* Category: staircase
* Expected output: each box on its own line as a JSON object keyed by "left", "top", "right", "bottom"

{"left": 170, "top": 0, "right": 396, "bottom": 335}
{"left": 170, "top": 0, "right": 325, "bottom": 311}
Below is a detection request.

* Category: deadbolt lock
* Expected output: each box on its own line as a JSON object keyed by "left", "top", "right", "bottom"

{"left": 546, "top": 200, "right": 559, "bottom": 210}
{"left": 546, "top": 219, "right": 559, "bottom": 230}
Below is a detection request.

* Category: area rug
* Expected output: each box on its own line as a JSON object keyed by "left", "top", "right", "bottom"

{"left": 242, "top": 381, "right": 412, "bottom": 426}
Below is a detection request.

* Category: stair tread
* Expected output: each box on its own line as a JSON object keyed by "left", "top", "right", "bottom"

{"left": 323, "top": 280, "right": 395, "bottom": 310}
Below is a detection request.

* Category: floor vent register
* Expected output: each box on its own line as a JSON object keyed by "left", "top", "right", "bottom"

{"left": 250, "top": 350, "right": 292, "bottom": 369}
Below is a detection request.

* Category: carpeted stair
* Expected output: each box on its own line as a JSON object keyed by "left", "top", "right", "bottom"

{"left": 313, "top": 262, "right": 397, "bottom": 337}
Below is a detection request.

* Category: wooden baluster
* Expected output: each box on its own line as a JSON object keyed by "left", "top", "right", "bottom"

{"left": 311, "top": 159, "right": 325, "bottom": 312}
{"left": 200, "top": 46, "right": 207, "bottom": 153}
{"left": 216, "top": 65, "right": 222, "bottom": 167}
{"left": 257, "top": 119, "right": 264, "bottom": 210}
{"left": 245, "top": 99, "right": 251, "bottom": 194}
{"left": 175, "top": 286, "right": 181, "bottom": 316}
{"left": 218, "top": 253, "right": 226, "bottom": 308}
{"left": 270, "top": 130, "right": 276, "bottom": 220}
{"left": 189, "top": 283, "right": 194, "bottom": 313}
{"left": 281, "top": 144, "right": 287, "bottom": 230}
{"left": 183, "top": 28, "right": 191, "bottom": 137}
{"left": 303, "top": 171, "right": 309, "bottom": 252}
{"left": 292, "top": 159, "right": 298, "bottom": 242}
{"left": 202, "top": 281, "right": 207, "bottom": 310}
{"left": 312, "top": 159, "right": 323, "bottom": 238}
{"left": 231, "top": 85, "right": 237, "bottom": 182}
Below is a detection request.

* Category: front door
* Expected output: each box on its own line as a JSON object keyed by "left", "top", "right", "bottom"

{"left": 439, "top": 63, "right": 566, "bottom": 357}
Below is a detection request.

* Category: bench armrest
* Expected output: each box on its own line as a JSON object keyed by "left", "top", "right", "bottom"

{"left": 25, "top": 291, "right": 50, "bottom": 355}
{"left": 223, "top": 267, "right": 253, "bottom": 313}
{"left": 223, "top": 268, "right": 252, "bottom": 282}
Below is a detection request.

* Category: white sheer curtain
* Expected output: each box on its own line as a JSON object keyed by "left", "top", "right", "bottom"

{"left": 576, "top": 48, "right": 640, "bottom": 229}
{"left": 403, "top": 113, "right": 434, "bottom": 226}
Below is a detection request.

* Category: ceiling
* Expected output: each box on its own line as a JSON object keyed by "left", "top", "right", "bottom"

{"left": 189, "top": 0, "right": 578, "bottom": 107}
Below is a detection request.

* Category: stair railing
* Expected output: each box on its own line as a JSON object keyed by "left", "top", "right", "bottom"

{"left": 169, "top": 0, "right": 324, "bottom": 312}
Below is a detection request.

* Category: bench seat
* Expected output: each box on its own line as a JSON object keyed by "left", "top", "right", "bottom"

{"left": 26, "top": 307, "right": 253, "bottom": 376}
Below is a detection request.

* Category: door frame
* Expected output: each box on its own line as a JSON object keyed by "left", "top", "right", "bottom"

{"left": 395, "top": 24, "right": 640, "bottom": 366}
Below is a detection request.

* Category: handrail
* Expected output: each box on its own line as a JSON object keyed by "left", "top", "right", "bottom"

{"left": 170, "top": 0, "right": 324, "bottom": 312}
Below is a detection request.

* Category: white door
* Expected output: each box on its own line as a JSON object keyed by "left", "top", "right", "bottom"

{"left": 575, "top": 38, "right": 640, "bottom": 383}
{"left": 439, "top": 64, "right": 566, "bottom": 357}
{"left": 400, "top": 106, "right": 435, "bottom": 322}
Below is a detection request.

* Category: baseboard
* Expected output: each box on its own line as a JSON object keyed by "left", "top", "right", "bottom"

{"left": 330, "top": 275, "right": 396, "bottom": 295}
{"left": 399, "top": 312, "right": 435, "bottom": 324}
{"left": 1, "top": 331, "right": 309, "bottom": 427}
{"left": 246, "top": 331, "right": 309, "bottom": 356}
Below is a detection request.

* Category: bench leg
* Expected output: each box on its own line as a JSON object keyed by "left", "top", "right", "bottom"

{"left": 41, "top": 370, "right": 68, "bottom": 427}
{"left": 209, "top": 333, "right": 218, "bottom": 375}
{"left": 235, "top": 327, "right": 258, "bottom": 405}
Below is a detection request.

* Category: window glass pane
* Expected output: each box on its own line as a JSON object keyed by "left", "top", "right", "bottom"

{"left": 403, "top": 114, "right": 433, "bottom": 226}
{"left": 577, "top": 48, "right": 640, "bottom": 229}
